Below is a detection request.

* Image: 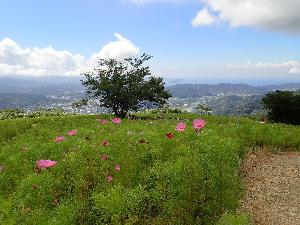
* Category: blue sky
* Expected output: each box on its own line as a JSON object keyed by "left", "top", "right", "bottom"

{"left": 0, "top": 0, "right": 300, "bottom": 84}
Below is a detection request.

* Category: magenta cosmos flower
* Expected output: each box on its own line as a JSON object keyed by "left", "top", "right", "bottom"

{"left": 193, "top": 119, "right": 206, "bottom": 132}
{"left": 101, "top": 119, "right": 108, "bottom": 124}
{"left": 54, "top": 136, "right": 65, "bottom": 142}
{"left": 112, "top": 117, "right": 121, "bottom": 124}
{"left": 106, "top": 175, "right": 113, "bottom": 183}
{"left": 97, "top": 119, "right": 108, "bottom": 125}
{"left": 115, "top": 164, "right": 121, "bottom": 172}
{"left": 166, "top": 132, "right": 174, "bottom": 139}
{"left": 175, "top": 122, "right": 186, "bottom": 132}
{"left": 101, "top": 154, "right": 109, "bottom": 161}
{"left": 67, "top": 130, "right": 77, "bottom": 136}
{"left": 36, "top": 160, "right": 57, "bottom": 169}
{"left": 102, "top": 140, "right": 109, "bottom": 146}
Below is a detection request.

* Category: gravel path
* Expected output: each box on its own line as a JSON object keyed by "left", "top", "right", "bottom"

{"left": 240, "top": 148, "right": 300, "bottom": 225}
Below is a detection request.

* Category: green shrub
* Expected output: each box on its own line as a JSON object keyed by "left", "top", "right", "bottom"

{"left": 216, "top": 212, "right": 251, "bottom": 225}
{"left": 262, "top": 90, "right": 300, "bottom": 125}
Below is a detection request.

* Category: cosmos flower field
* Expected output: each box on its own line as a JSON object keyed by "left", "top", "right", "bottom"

{"left": 0, "top": 113, "right": 300, "bottom": 224}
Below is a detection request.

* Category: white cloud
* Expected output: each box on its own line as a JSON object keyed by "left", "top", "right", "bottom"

{"left": 227, "top": 60, "right": 300, "bottom": 74}
{"left": 191, "top": 7, "right": 217, "bottom": 27}
{"left": 0, "top": 33, "right": 139, "bottom": 77}
{"left": 89, "top": 33, "right": 139, "bottom": 67}
{"left": 192, "top": 0, "right": 300, "bottom": 33}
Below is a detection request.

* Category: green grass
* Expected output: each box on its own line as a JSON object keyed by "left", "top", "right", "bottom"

{"left": 0, "top": 113, "right": 299, "bottom": 224}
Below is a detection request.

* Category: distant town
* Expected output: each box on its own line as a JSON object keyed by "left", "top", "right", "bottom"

{"left": 1, "top": 77, "right": 300, "bottom": 116}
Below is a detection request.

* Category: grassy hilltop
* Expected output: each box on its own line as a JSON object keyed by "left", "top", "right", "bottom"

{"left": 0, "top": 113, "right": 300, "bottom": 224}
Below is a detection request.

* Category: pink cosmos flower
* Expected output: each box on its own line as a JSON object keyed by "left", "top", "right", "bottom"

{"left": 101, "top": 119, "right": 108, "bottom": 124}
{"left": 101, "top": 154, "right": 109, "bottom": 161}
{"left": 54, "top": 136, "right": 65, "bottom": 142}
{"left": 166, "top": 132, "right": 174, "bottom": 139}
{"left": 36, "top": 160, "right": 57, "bottom": 169}
{"left": 112, "top": 117, "right": 121, "bottom": 124}
{"left": 175, "top": 122, "right": 186, "bottom": 132}
{"left": 193, "top": 119, "right": 206, "bottom": 132}
{"left": 102, "top": 140, "right": 109, "bottom": 146}
{"left": 97, "top": 119, "right": 108, "bottom": 124}
{"left": 67, "top": 130, "right": 77, "bottom": 136}
{"left": 115, "top": 164, "right": 121, "bottom": 172}
{"left": 106, "top": 175, "right": 113, "bottom": 183}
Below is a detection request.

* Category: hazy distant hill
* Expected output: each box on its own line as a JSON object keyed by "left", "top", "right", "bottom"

{"left": 1, "top": 76, "right": 299, "bottom": 96}
{"left": 0, "top": 76, "right": 84, "bottom": 111}
{"left": 167, "top": 83, "right": 300, "bottom": 115}
{"left": 0, "top": 93, "right": 50, "bottom": 108}
{"left": 167, "top": 83, "right": 300, "bottom": 99}
{"left": 0, "top": 76, "right": 84, "bottom": 94}
{"left": 0, "top": 76, "right": 299, "bottom": 114}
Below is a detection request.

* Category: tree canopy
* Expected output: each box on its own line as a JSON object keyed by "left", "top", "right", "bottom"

{"left": 262, "top": 90, "right": 300, "bottom": 125}
{"left": 81, "top": 54, "right": 171, "bottom": 118}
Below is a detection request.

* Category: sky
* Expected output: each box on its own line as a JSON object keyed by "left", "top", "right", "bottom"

{"left": 0, "top": 0, "right": 300, "bottom": 84}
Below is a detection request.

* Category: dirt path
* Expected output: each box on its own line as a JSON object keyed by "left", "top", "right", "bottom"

{"left": 240, "top": 148, "right": 300, "bottom": 225}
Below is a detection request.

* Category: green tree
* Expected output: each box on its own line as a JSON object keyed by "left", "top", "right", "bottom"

{"left": 262, "top": 90, "right": 300, "bottom": 125}
{"left": 81, "top": 54, "right": 171, "bottom": 118}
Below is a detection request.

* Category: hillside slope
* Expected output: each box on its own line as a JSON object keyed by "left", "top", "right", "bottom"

{"left": 0, "top": 114, "right": 299, "bottom": 224}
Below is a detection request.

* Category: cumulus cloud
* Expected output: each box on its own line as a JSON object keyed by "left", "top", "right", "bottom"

{"left": 192, "top": 0, "right": 300, "bottom": 33}
{"left": 227, "top": 60, "right": 300, "bottom": 74}
{"left": 0, "top": 33, "right": 139, "bottom": 77}
{"left": 89, "top": 33, "right": 139, "bottom": 66}
{"left": 191, "top": 7, "right": 217, "bottom": 27}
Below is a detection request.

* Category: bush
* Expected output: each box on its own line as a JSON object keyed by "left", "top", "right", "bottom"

{"left": 262, "top": 90, "right": 300, "bottom": 125}
{"left": 216, "top": 212, "right": 251, "bottom": 225}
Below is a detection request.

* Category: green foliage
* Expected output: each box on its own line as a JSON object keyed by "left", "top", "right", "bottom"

{"left": 238, "top": 122, "right": 300, "bottom": 152}
{"left": 81, "top": 54, "right": 171, "bottom": 118}
{"left": 0, "top": 109, "right": 26, "bottom": 120}
{"left": 216, "top": 212, "right": 251, "bottom": 225}
{"left": 0, "top": 118, "right": 34, "bottom": 144}
{"left": 0, "top": 108, "right": 72, "bottom": 120}
{"left": 0, "top": 113, "right": 299, "bottom": 224}
{"left": 262, "top": 90, "right": 300, "bottom": 125}
{"left": 143, "top": 106, "right": 187, "bottom": 118}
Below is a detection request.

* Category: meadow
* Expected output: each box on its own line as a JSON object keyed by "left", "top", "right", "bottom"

{"left": 0, "top": 113, "right": 300, "bottom": 224}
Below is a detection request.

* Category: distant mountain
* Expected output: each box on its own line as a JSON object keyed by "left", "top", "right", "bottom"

{"left": 1, "top": 76, "right": 300, "bottom": 115}
{"left": 167, "top": 83, "right": 300, "bottom": 98}
{"left": 0, "top": 76, "right": 84, "bottom": 95}
{"left": 166, "top": 82, "right": 300, "bottom": 115}
{"left": 263, "top": 83, "right": 300, "bottom": 91}
{"left": 0, "top": 93, "right": 50, "bottom": 108}
{"left": 0, "top": 77, "right": 46, "bottom": 93}
{"left": 0, "top": 76, "right": 84, "bottom": 110}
